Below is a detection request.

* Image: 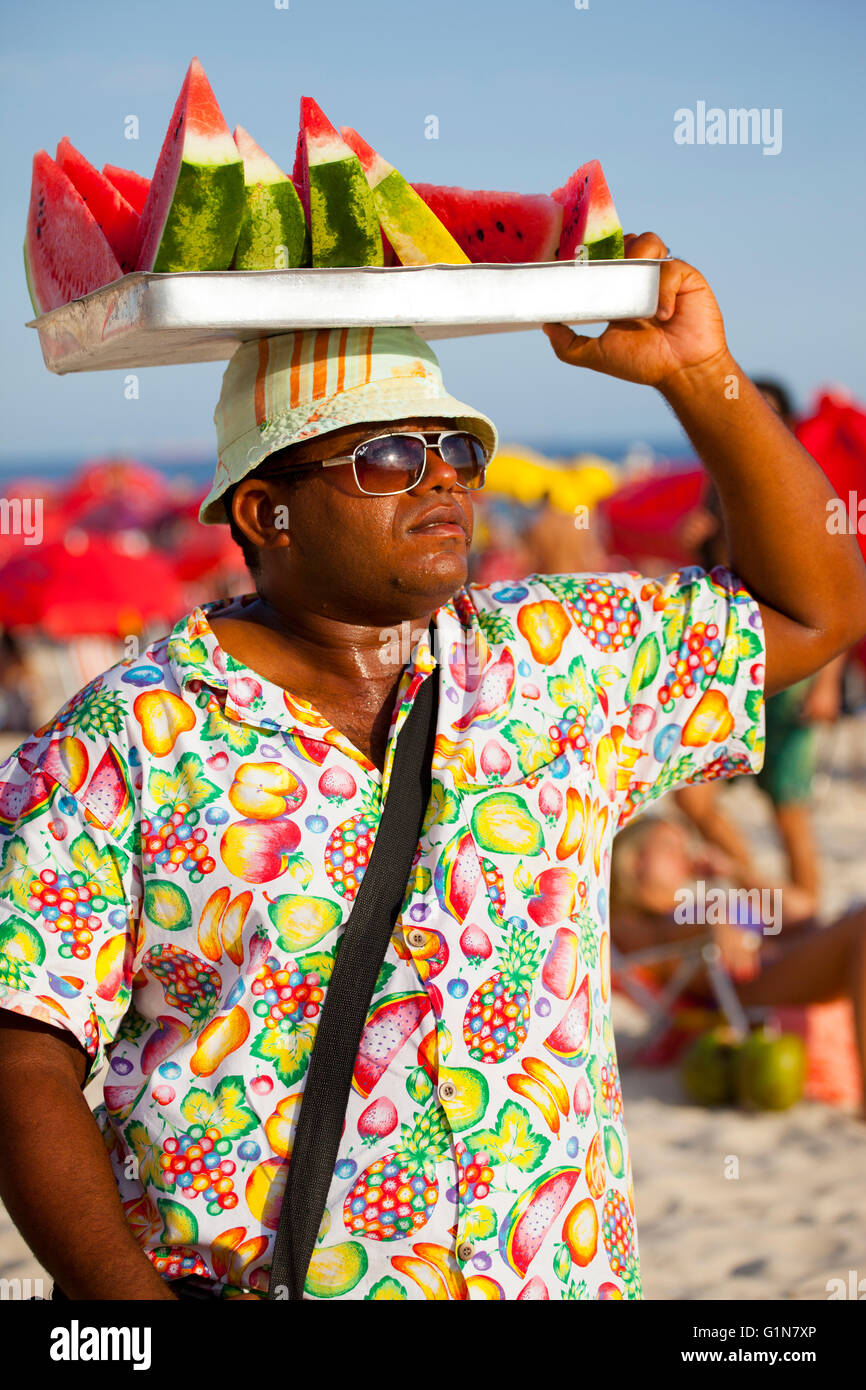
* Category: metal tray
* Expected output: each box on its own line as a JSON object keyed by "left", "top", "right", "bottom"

{"left": 27, "top": 260, "right": 660, "bottom": 375}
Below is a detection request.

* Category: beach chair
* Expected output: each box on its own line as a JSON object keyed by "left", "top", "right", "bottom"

{"left": 609, "top": 935, "right": 764, "bottom": 1065}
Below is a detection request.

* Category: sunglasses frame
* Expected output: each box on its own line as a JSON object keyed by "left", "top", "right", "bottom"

{"left": 318, "top": 429, "right": 490, "bottom": 496}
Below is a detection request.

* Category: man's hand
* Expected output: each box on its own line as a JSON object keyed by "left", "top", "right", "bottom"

{"left": 542, "top": 231, "right": 729, "bottom": 391}
{"left": 544, "top": 230, "right": 866, "bottom": 692}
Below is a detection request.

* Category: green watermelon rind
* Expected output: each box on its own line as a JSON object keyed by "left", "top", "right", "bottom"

{"left": 149, "top": 159, "right": 245, "bottom": 273}
{"left": 585, "top": 229, "right": 625, "bottom": 261}
{"left": 23, "top": 240, "right": 38, "bottom": 317}
{"left": 233, "top": 180, "right": 310, "bottom": 270}
{"left": 308, "top": 159, "right": 384, "bottom": 268}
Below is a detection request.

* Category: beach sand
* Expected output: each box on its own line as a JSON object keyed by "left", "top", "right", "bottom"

{"left": 1, "top": 718, "right": 864, "bottom": 1300}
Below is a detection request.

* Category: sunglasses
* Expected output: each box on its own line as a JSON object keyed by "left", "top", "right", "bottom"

{"left": 314, "top": 429, "right": 490, "bottom": 496}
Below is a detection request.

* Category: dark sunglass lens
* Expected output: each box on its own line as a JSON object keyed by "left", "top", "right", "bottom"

{"left": 440, "top": 433, "right": 487, "bottom": 487}
{"left": 355, "top": 435, "right": 426, "bottom": 493}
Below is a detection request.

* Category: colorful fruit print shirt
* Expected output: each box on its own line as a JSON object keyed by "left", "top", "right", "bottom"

{"left": 0, "top": 566, "right": 765, "bottom": 1300}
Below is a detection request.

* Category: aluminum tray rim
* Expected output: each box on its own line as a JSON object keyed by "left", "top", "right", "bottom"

{"left": 27, "top": 260, "right": 661, "bottom": 375}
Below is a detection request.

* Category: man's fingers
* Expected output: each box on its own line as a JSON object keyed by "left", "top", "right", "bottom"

{"left": 541, "top": 322, "right": 597, "bottom": 365}
{"left": 655, "top": 257, "right": 689, "bottom": 321}
{"left": 624, "top": 230, "right": 670, "bottom": 260}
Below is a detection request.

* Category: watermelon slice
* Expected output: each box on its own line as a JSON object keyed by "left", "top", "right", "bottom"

{"left": 499, "top": 1167, "right": 581, "bottom": 1277}
{"left": 551, "top": 159, "right": 624, "bottom": 261}
{"left": 56, "top": 138, "right": 140, "bottom": 273}
{"left": 410, "top": 184, "right": 562, "bottom": 264}
{"left": 352, "top": 991, "right": 432, "bottom": 1098}
{"left": 135, "top": 57, "right": 244, "bottom": 272}
{"left": 82, "top": 743, "right": 134, "bottom": 836}
{"left": 543, "top": 973, "right": 592, "bottom": 1066}
{"left": 340, "top": 126, "right": 469, "bottom": 267}
{"left": 232, "top": 124, "right": 309, "bottom": 270}
{"left": 103, "top": 164, "right": 150, "bottom": 215}
{"left": 24, "top": 151, "right": 124, "bottom": 315}
{"left": 292, "top": 97, "right": 383, "bottom": 268}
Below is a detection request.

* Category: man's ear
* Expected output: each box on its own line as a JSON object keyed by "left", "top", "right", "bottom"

{"left": 231, "top": 477, "right": 293, "bottom": 556}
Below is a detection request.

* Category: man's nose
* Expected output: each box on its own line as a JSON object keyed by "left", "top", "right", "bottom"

{"left": 415, "top": 444, "right": 462, "bottom": 491}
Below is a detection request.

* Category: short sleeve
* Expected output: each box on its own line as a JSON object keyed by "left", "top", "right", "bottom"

{"left": 595, "top": 566, "right": 766, "bottom": 829}
{"left": 0, "top": 744, "right": 140, "bottom": 1084}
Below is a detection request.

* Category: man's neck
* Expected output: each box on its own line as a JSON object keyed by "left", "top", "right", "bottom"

{"left": 208, "top": 597, "right": 435, "bottom": 693}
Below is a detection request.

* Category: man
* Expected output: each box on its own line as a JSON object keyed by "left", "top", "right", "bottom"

{"left": 1, "top": 232, "right": 864, "bottom": 1301}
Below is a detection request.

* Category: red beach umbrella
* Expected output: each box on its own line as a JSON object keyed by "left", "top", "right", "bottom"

{"left": 0, "top": 531, "right": 186, "bottom": 637}
{"left": 0, "top": 475, "right": 66, "bottom": 560}
{"left": 61, "top": 457, "right": 170, "bottom": 532}
{"left": 597, "top": 463, "right": 708, "bottom": 566}
{"left": 796, "top": 389, "right": 866, "bottom": 563}
{"left": 170, "top": 524, "right": 246, "bottom": 583}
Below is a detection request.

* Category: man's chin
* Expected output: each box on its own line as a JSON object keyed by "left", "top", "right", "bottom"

{"left": 392, "top": 549, "right": 469, "bottom": 606}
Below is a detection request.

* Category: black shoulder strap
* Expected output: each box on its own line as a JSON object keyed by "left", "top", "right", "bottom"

{"left": 268, "top": 656, "right": 439, "bottom": 1300}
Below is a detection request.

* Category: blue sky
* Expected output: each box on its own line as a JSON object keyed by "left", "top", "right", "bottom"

{"left": 1, "top": 0, "right": 863, "bottom": 469}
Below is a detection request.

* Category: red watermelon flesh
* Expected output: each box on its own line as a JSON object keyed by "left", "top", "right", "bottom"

{"left": 83, "top": 743, "right": 133, "bottom": 834}
{"left": 551, "top": 159, "right": 624, "bottom": 260}
{"left": 0, "top": 767, "right": 55, "bottom": 829}
{"left": 24, "top": 151, "right": 124, "bottom": 315}
{"left": 544, "top": 973, "right": 592, "bottom": 1066}
{"left": 410, "top": 184, "right": 562, "bottom": 263}
{"left": 291, "top": 96, "right": 321, "bottom": 222}
{"left": 103, "top": 164, "right": 150, "bottom": 216}
{"left": 56, "top": 138, "right": 140, "bottom": 273}
{"left": 352, "top": 991, "right": 433, "bottom": 1098}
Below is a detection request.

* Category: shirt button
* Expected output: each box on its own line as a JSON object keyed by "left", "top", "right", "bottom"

{"left": 437, "top": 1080, "right": 457, "bottom": 1104}
{"left": 456, "top": 1239, "right": 475, "bottom": 1263}
{"left": 407, "top": 928, "right": 427, "bottom": 949}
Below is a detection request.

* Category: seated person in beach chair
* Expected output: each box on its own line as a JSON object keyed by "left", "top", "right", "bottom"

{"left": 609, "top": 814, "right": 866, "bottom": 1114}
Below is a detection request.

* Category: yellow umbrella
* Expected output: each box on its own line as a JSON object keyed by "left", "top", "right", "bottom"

{"left": 485, "top": 446, "right": 619, "bottom": 513}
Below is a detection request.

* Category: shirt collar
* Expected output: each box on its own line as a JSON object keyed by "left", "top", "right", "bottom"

{"left": 163, "top": 589, "right": 475, "bottom": 741}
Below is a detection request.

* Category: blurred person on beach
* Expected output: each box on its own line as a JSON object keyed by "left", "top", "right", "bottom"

{"left": 2, "top": 233, "right": 866, "bottom": 1301}
{"left": 469, "top": 495, "right": 535, "bottom": 583}
{"left": 675, "top": 378, "right": 848, "bottom": 910}
{"left": 609, "top": 814, "right": 866, "bottom": 1114}
{"left": 0, "top": 631, "right": 36, "bottom": 733}
{"left": 523, "top": 489, "right": 609, "bottom": 574}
